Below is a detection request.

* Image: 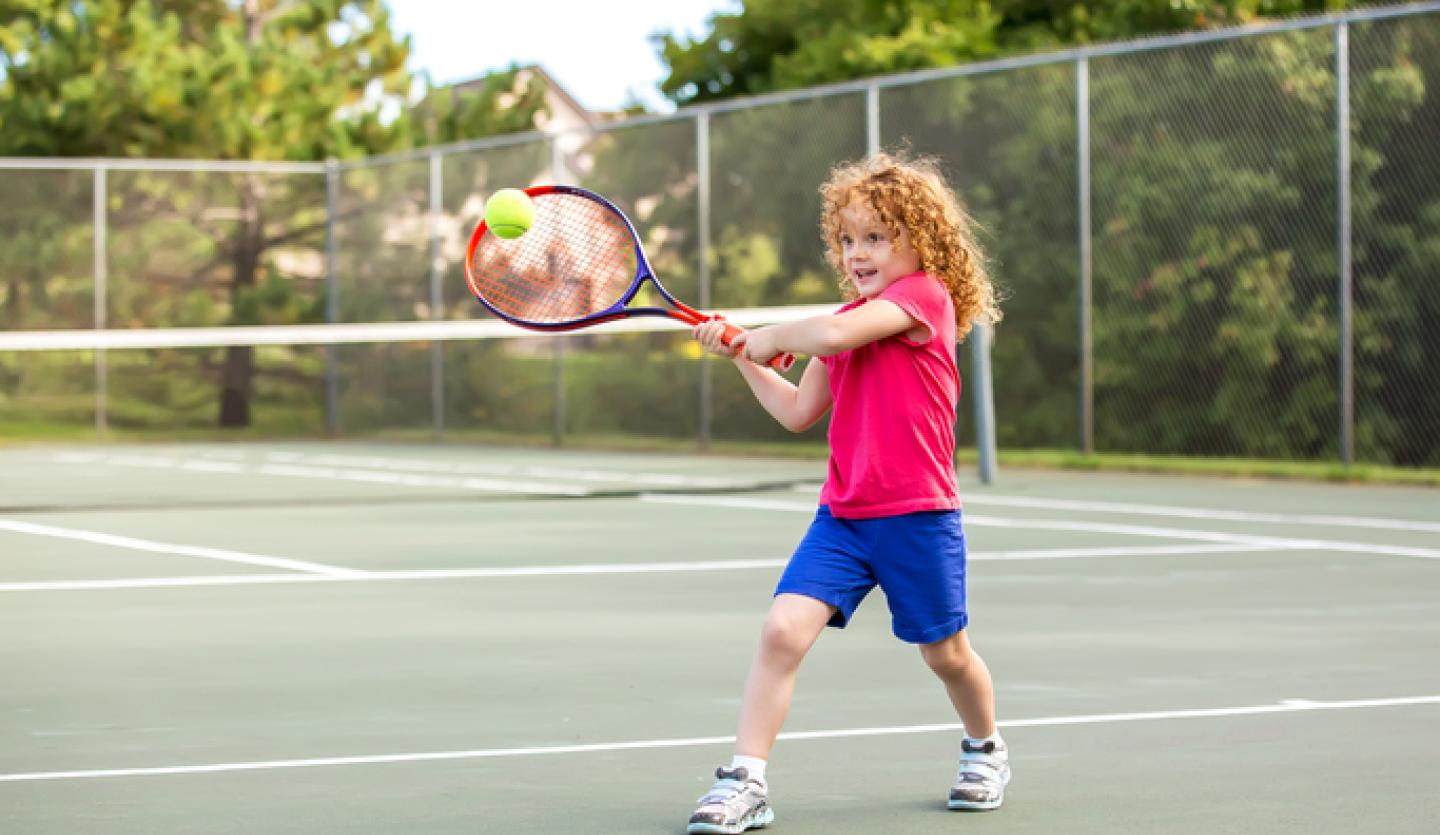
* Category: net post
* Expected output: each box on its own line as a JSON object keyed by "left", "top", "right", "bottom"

{"left": 92, "top": 165, "right": 108, "bottom": 437}
{"left": 970, "top": 317, "right": 999, "bottom": 485}
{"left": 697, "top": 111, "right": 713, "bottom": 451}
{"left": 866, "top": 83, "right": 881, "bottom": 155}
{"left": 324, "top": 159, "right": 340, "bottom": 436}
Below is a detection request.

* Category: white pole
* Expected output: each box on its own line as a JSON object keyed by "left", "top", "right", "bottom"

{"left": 971, "top": 319, "right": 999, "bottom": 485}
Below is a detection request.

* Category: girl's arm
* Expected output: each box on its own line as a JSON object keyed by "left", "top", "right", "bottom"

{"left": 693, "top": 322, "right": 833, "bottom": 432}
{"left": 730, "top": 355, "right": 831, "bottom": 433}
{"left": 737, "top": 300, "right": 923, "bottom": 363}
{"left": 693, "top": 299, "right": 919, "bottom": 431}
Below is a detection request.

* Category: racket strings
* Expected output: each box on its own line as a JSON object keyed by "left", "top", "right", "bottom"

{"left": 470, "top": 194, "right": 639, "bottom": 323}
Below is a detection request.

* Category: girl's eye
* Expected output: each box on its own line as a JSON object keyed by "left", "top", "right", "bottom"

{"left": 868, "top": 232, "right": 884, "bottom": 243}
{"left": 840, "top": 235, "right": 853, "bottom": 246}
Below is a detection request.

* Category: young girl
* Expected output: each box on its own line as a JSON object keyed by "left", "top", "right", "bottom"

{"left": 685, "top": 152, "right": 1005, "bottom": 834}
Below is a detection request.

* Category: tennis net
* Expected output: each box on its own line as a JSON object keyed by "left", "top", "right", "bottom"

{"left": 0, "top": 306, "right": 838, "bottom": 445}
{"left": 1, "top": 303, "right": 1000, "bottom": 498}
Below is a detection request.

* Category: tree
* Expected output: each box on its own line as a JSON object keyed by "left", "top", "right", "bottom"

{"left": 0, "top": 0, "right": 412, "bottom": 160}
{"left": 1350, "top": 16, "right": 1440, "bottom": 465}
{"left": 0, "top": 0, "right": 412, "bottom": 426}
{"left": 0, "top": 1, "right": 545, "bottom": 429}
{"left": 643, "top": 0, "right": 1437, "bottom": 464}
{"left": 656, "top": 1, "right": 1392, "bottom": 106}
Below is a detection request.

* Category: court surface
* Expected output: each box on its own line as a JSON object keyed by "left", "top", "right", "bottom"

{"left": 2, "top": 442, "right": 1438, "bottom": 834}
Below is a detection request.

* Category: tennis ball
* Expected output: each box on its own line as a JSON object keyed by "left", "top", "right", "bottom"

{"left": 485, "top": 188, "right": 535, "bottom": 239}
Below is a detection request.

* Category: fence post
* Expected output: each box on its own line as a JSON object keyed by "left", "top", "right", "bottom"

{"left": 1076, "top": 57, "right": 1095, "bottom": 456}
{"left": 324, "top": 159, "right": 340, "bottom": 435}
{"left": 1336, "top": 21, "right": 1355, "bottom": 465}
{"left": 93, "top": 165, "right": 108, "bottom": 437}
{"left": 429, "top": 152, "right": 445, "bottom": 440}
{"left": 697, "top": 111, "right": 713, "bottom": 451}
{"left": 550, "top": 139, "right": 567, "bottom": 447}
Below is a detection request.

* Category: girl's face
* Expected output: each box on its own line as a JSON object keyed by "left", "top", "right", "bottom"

{"left": 837, "top": 198, "right": 922, "bottom": 298}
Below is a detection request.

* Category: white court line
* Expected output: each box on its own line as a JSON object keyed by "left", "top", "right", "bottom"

{"left": 969, "top": 515, "right": 1440, "bottom": 560}
{"left": 960, "top": 493, "right": 1440, "bottom": 534}
{"left": 788, "top": 485, "right": 1440, "bottom": 534}
{"left": 971, "top": 542, "right": 1299, "bottom": 561}
{"left": 0, "top": 519, "right": 364, "bottom": 577}
{"left": 2, "top": 694, "right": 1435, "bottom": 783}
{"left": 273, "top": 452, "right": 743, "bottom": 488}
{"left": 253, "top": 463, "right": 593, "bottom": 496}
{"left": 0, "top": 574, "right": 338, "bottom": 592}
{"left": 51, "top": 451, "right": 746, "bottom": 491}
{"left": 644, "top": 495, "right": 819, "bottom": 513}
{"left": 640, "top": 494, "right": 1440, "bottom": 560}
{"left": 0, "top": 544, "right": 1305, "bottom": 593}
{"left": 0, "top": 559, "right": 791, "bottom": 592}
{"left": 52, "top": 453, "right": 596, "bottom": 497}
{"left": 178, "top": 460, "right": 245, "bottom": 474}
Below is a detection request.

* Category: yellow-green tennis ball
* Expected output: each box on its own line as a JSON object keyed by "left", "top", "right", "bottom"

{"left": 485, "top": 189, "right": 534, "bottom": 239}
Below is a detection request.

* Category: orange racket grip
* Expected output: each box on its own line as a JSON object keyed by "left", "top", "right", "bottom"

{"left": 718, "top": 321, "right": 796, "bottom": 372}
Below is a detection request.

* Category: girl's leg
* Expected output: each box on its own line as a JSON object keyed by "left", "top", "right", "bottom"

{"left": 734, "top": 593, "right": 837, "bottom": 758}
{"left": 688, "top": 594, "right": 834, "bottom": 833}
{"left": 922, "top": 628, "right": 1010, "bottom": 811}
{"left": 918, "top": 628, "right": 996, "bottom": 737}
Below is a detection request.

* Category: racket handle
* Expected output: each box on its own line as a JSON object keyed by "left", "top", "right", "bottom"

{"left": 718, "top": 322, "right": 796, "bottom": 372}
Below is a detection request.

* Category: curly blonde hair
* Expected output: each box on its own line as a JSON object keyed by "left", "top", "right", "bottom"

{"left": 819, "top": 151, "right": 1000, "bottom": 339}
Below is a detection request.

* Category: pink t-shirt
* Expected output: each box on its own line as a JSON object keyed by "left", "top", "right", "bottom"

{"left": 818, "top": 272, "right": 960, "bottom": 519}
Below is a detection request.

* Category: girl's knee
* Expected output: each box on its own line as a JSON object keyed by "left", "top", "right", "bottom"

{"left": 921, "top": 632, "right": 975, "bottom": 677}
{"left": 759, "top": 610, "right": 816, "bottom": 661}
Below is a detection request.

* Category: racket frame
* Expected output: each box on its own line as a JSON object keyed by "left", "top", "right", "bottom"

{"left": 464, "top": 184, "right": 795, "bottom": 371}
{"left": 465, "top": 185, "right": 710, "bottom": 332}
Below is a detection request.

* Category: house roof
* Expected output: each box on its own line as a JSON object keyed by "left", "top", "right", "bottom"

{"left": 447, "top": 64, "right": 604, "bottom": 127}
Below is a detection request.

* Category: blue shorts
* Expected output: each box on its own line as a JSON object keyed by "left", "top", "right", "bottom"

{"left": 775, "top": 506, "right": 969, "bottom": 644}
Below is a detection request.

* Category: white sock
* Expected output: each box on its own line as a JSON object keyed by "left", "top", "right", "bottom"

{"left": 730, "top": 754, "right": 767, "bottom": 783}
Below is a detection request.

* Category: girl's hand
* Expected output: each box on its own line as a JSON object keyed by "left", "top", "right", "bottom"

{"left": 738, "top": 326, "right": 781, "bottom": 366}
{"left": 692, "top": 319, "right": 742, "bottom": 358}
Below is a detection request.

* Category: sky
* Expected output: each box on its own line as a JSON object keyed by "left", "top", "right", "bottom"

{"left": 388, "top": 0, "right": 741, "bottom": 113}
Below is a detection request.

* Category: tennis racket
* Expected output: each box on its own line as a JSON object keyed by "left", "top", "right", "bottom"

{"left": 464, "top": 185, "right": 795, "bottom": 371}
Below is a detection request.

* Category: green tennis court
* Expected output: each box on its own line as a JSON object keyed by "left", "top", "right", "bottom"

{"left": 3, "top": 442, "right": 1437, "bottom": 834}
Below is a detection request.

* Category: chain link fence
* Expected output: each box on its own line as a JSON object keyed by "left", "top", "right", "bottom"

{"left": 2, "top": 5, "right": 1437, "bottom": 466}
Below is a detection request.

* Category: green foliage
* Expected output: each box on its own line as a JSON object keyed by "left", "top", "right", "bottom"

{"left": 656, "top": 0, "right": 1390, "bottom": 105}
{"left": 0, "top": 1, "right": 549, "bottom": 158}
{"left": 0, "top": 171, "right": 93, "bottom": 330}
{"left": 0, "top": 0, "right": 413, "bottom": 160}
{"left": 0, "top": 1, "right": 547, "bottom": 428}
{"left": 634, "top": 1, "right": 1440, "bottom": 467}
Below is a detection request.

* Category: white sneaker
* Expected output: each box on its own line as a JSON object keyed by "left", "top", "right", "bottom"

{"left": 948, "top": 738, "right": 1010, "bottom": 811}
{"left": 687, "top": 766, "right": 775, "bottom": 834}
